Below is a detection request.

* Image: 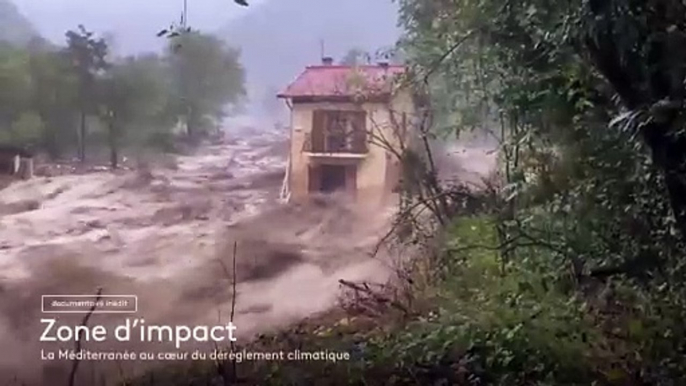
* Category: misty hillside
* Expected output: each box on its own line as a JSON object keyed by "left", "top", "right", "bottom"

{"left": 219, "top": 0, "right": 401, "bottom": 114}
{"left": 0, "top": 0, "right": 38, "bottom": 45}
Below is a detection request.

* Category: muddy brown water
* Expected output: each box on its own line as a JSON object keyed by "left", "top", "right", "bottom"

{"left": 0, "top": 133, "right": 398, "bottom": 385}
{"left": 0, "top": 131, "right": 496, "bottom": 385}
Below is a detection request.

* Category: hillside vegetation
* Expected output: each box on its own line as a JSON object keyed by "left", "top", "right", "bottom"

{"left": 0, "top": 0, "right": 37, "bottom": 46}
{"left": 0, "top": 20, "right": 246, "bottom": 165}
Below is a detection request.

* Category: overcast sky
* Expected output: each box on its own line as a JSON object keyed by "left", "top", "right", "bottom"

{"left": 14, "top": 0, "right": 267, "bottom": 53}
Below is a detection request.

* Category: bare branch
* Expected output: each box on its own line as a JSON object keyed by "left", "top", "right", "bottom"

{"left": 338, "top": 279, "right": 411, "bottom": 316}
{"left": 67, "top": 287, "right": 103, "bottom": 386}
{"left": 229, "top": 241, "right": 238, "bottom": 384}
{"left": 421, "top": 29, "right": 480, "bottom": 84}
{"left": 215, "top": 241, "right": 239, "bottom": 384}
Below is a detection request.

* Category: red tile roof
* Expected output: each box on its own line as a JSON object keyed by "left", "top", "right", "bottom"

{"left": 277, "top": 64, "right": 406, "bottom": 99}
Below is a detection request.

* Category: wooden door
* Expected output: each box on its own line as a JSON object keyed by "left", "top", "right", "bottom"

{"left": 311, "top": 110, "right": 325, "bottom": 152}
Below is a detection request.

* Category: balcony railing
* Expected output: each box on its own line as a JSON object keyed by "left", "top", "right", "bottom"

{"left": 302, "top": 132, "right": 368, "bottom": 154}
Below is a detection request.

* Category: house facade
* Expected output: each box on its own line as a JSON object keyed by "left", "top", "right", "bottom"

{"left": 278, "top": 58, "right": 415, "bottom": 206}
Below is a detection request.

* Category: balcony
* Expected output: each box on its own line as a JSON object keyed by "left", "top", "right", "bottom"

{"left": 301, "top": 132, "right": 368, "bottom": 160}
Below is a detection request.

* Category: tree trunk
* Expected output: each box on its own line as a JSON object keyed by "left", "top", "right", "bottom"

{"left": 78, "top": 111, "right": 87, "bottom": 162}
{"left": 187, "top": 107, "right": 198, "bottom": 141}
{"left": 641, "top": 123, "right": 686, "bottom": 240}
{"left": 108, "top": 121, "right": 118, "bottom": 169}
{"left": 19, "top": 158, "right": 34, "bottom": 180}
{"left": 43, "top": 128, "right": 59, "bottom": 160}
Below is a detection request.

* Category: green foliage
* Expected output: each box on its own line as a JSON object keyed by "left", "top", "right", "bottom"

{"left": 64, "top": 26, "right": 110, "bottom": 103}
{"left": 358, "top": 217, "right": 597, "bottom": 385}
{"left": 100, "top": 55, "right": 169, "bottom": 127}
{"left": 9, "top": 111, "right": 44, "bottom": 145}
{"left": 26, "top": 47, "right": 79, "bottom": 157}
{"left": 0, "top": 23, "right": 246, "bottom": 161}
{"left": 167, "top": 31, "right": 247, "bottom": 139}
{"left": 98, "top": 54, "right": 176, "bottom": 166}
{"left": 392, "top": 0, "right": 686, "bottom": 383}
{"left": 64, "top": 25, "right": 111, "bottom": 161}
{"left": 0, "top": 44, "right": 32, "bottom": 126}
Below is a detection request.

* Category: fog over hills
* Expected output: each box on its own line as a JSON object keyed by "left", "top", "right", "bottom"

{"left": 218, "top": 0, "right": 401, "bottom": 115}
{"left": 8, "top": 0, "right": 401, "bottom": 119}
{"left": 0, "top": 0, "right": 38, "bottom": 45}
{"left": 11, "top": 0, "right": 256, "bottom": 55}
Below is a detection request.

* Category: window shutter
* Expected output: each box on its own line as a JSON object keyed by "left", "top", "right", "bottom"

{"left": 351, "top": 111, "right": 367, "bottom": 153}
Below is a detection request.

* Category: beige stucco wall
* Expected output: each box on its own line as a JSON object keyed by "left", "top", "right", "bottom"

{"left": 286, "top": 91, "right": 415, "bottom": 207}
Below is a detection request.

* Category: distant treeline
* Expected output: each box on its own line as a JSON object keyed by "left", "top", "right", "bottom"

{"left": 0, "top": 26, "right": 246, "bottom": 167}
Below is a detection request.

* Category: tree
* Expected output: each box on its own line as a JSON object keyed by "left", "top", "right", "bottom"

{"left": 99, "top": 55, "right": 171, "bottom": 168}
{"left": 580, "top": 0, "right": 686, "bottom": 242}
{"left": 395, "top": 0, "right": 686, "bottom": 381}
{"left": 9, "top": 111, "right": 43, "bottom": 146}
{"left": 64, "top": 25, "right": 109, "bottom": 162}
{"left": 166, "top": 31, "right": 246, "bottom": 141}
{"left": 0, "top": 43, "right": 31, "bottom": 133}
{"left": 27, "top": 48, "right": 79, "bottom": 158}
{"left": 340, "top": 48, "right": 370, "bottom": 66}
